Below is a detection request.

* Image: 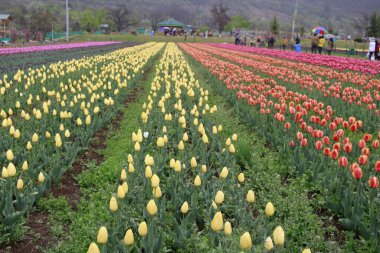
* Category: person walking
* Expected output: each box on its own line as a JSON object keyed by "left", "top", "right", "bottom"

{"left": 327, "top": 37, "right": 334, "bottom": 55}
{"left": 375, "top": 40, "right": 379, "bottom": 60}
{"left": 311, "top": 34, "right": 318, "bottom": 53}
{"left": 368, "top": 38, "right": 376, "bottom": 60}
{"left": 317, "top": 35, "right": 325, "bottom": 55}
{"left": 281, "top": 36, "right": 288, "bottom": 50}
{"left": 295, "top": 36, "right": 301, "bottom": 45}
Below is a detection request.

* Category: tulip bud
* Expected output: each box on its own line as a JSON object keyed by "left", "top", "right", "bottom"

{"left": 174, "top": 160, "right": 181, "bottom": 172}
{"left": 232, "top": 133, "right": 238, "bottom": 141}
{"left": 178, "top": 140, "right": 185, "bottom": 150}
{"left": 246, "top": 190, "right": 255, "bottom": 203}
{"left": 121, "top": 169, "right": 127, "bottom": 181}
{"left": 190, "top": 157, "right": 197, "bottom": 168}
{"left": 153, "top": 186, "right": 162, "bottom": 198}
{"left": 147, "top": 199, "right": 158, "bottom": 215}
{"left": 229, "top": 144, "right": 235, "bottom": 154}
{"left": 138, "top": 221, "right": 148, "bottom": 236}
{"left": 202, "top": 134, "right": 209, "bottom": 144}
{"left": 224, "top": 221, "right": 232, "bottom": 235}
{"left": 122, "top": 181, "right": 129, "bottom": 194}
{"left": 45, "top": 131, "right": 51, "bottom": 138}
{"left": 273, "top": 226, "right": 285, "bottom": 246}
{"left": 96, "top": 226, "right": 108, "bottom": 244}
{"left": 201, "top": 165, "right": 207, "bottom": 173}
{"left": 6, "top": 149, "right": 14, "bottom": 161}
{"left": 214, "top": 190, "right": 225, "bottom": 205}
{"left": 134, "top": 142, "right": 140, "bottom": 151}
{"left": 211, "top": 211, "right": 223, "bottom": 232}
{"left": 368, "top": 177, "right": 379, "bottom": 188}
{"left": 212, "top": 126, "right": 218, "bottom": 134}
{"left": 226, "top": 138, "right": 231, "bottom": 146}
{"left": 127, "top": 154, "right": 133, "bottom": 163}
{"left": 151, "top": 174, "right": 160, "bottom": 188}
{"left": 128, "top": 163, "right": 134, "bottom": 173}
{"left": 22, "top": 161, "right": 28, "bottom": 171}
{"left": 240, "top": 232, "right": 252, "bottom": 249}
{"left": 17, "top": 179, "right": 24, "bottom": 190}
{"left": 2, "top": 167, "right": 8, "bottom": 178}
{"left": 145, "top": 166, "right": 152, "bottom": 178}
{"left": 265, "top": 202, "right": 275, "bottom": 217}
{"left": 7, "top": 163, "right": 16, "bottom": 176}
{"left": 64, "top": 130, "right": 70, "bottom": 138}
{"left": 157, "top": 137, "right": 165, "bottom": 147}
{"left": 302, "top": 249, "right": 312, "bottom": 253}
{"left": 26, "top": 141, "right": 32, "bottom": 150}
{"left": 14, "top": 129, "right": 21, "bottom": 139}
{"left": 32, "top": 133, "right": 39, "bottom": 143}
{"left": 117, "top": 185, "right": 125, "bottom": 199}
{"left": 109, "top": 196, "right": 118, "bottom": 212}
{"left": 38, "top": 172, "right": 45, "bottom": 183}
{"left": 87, "top": 242, "right": 100, "bottom": 253}
{"left": 238, "top": 173, "right": 245, "bottom": 183}
{"left": 181, "top": 201, "right": 189, "bottom": 214}
{"left": 264, "top": 237, "right": 274, "bottom": 252}
{"left": 76, "top": 118, "right": 83, "bottom": 126}
{"left": 218, "top": 125, "right": 223, "bottom": 131}
{"left": 220, "top": 167, "right": 229, "bottom": 179}
{"left": 55, "top": 133, "right": 62, "bottom": 148}
{"left": 124, "top": 229, "right": 134, "bottom": 246}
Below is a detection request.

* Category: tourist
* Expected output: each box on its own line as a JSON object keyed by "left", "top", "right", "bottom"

{"left": 375, "top": 39, "right": 379, "bottom": 60}
{"left": 311, "top": 34, "right": 318, "bottom": 53}
{"left": 327, "top": 38, "right": 334, "bottom": 55}
{"left": 368, "top": 38, "right": 376, "bottom": 60}
{"left": 269, "top": 36, "right": 275, "bottom": 49}
{"left": 317, "top": 35, "right": 325, "bottom": 55}
{"left": 257, "top": 37, "right": 261, "bottom": 47}
{"left": 295, "top": 36, "right": 301, "bottom": 45}
{"left": 281, "top": 36, "right": 288, "bottom": 50}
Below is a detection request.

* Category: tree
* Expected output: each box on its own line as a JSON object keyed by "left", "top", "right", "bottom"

{"left": 108, "top": 6, "right": 137, "bottom": 32}
{"left": 224, "top": 16, "right": 251, "bottom": 32}
{"left": 210, "top": 3, "right": 230, "bottom": 33}
{"left": 367, "top": 12, "right": 379, "bottom": 37}
{"left": 270, "top": 16, "right": 280, "bottom": 35}
{"left": 80, "top": 9, "right": 106, "bottom": 33}
{"left": 147, "top": 9, "right": 163, "bottom": 32}
{"left": 299, "top": 26, "right": 305, "bottom": 37}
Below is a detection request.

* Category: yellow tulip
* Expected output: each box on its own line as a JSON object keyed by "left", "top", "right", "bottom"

{"left": 17, "top": 178, "right": 24, "bottom": 190}
{"left": 202, "top": 134, "right": 209, "bottom": 144}
{"left": 14, "top": 129, "right": 21, "bottom": 139}
{"left": 45, "top": 131, "right": 51, "bottom": 138}
{"left": 138, "top": 221, "right": 148, "bottom": 236}
{"left": 181, "top": 201, "right": 189, "bottom": 214}
{"left": 174, "top": 160, "right": 181, "bottom": 172}
{"left": 2, "top": 167, "right": 8, "bottom": 178}
{"left": 128, "top": 163, "right": 135, "bottom": 173}
{"left": 229, "top": 144, "right": 235, "bottom": 154}
{"left": 190, "top": 157, "right": 197, "bottom": 168}
{"left": 55, "top": 133, "right": 62, "bottom": 148}
{"left": 265, "top": 237, "right": 274, "bottom": 252}
{"left": 240, "top": 232, "right": 252, "bottom": 249}
{"left": 121, "top": 169, "right": 127, "bottom": 181}
{"left": 127, "top": 154, "right": 133, "bottom": 163}
{"left": 122, "top": 182, "right": 129, "bottom": 194}
{"left": 147, "top": 199, "right": 158, "bottom": 215}
{"left": 224, "top": 221, "right": 232, "bottom": 236}
{"left": 212, "top": 126, "right": 218, "bottom": 134}
{"left": 145, "top": 166, "right": 152, "bottom": 178}
{"left": 273, "top": 226, "right": 285, "bottom": 246}
{"left": 169, "top": 158, "right": 175, "bottom": 168}
{"left": 123, "top": 229, "right": 134, "bottom": 246}
{"left": 134, "top": 142, "right": 140, "bottom": 151}
{"left": 182, "top": 132, "right": 189, "bottom": 142}
{"left": 117, "top": 185, "right": 125, "bottom": 199}
{"left": 87, "top": 242, "right": 100, "bottom": 253}
{"left": 7, "top": 163, "right": 16, "bottom": 177}
{"left": 144, "top": 154, "right": 154, "bottom": 166}
{"left": 26, "top": 141, "right": 32, "bottom": 150}
{"left": 65, "top": 130, "right": 71, "bottom": 138}
{"left": 157, "top": 137, "right": 165, "bottom": 147}
{"left": 302, "top": 249, "right": 312, "bottom": 253}
{"left": 201, "top": 165, "right": 207, "bottom": 173}
{"left": 151, "top": 174, "right": 160, "bottom": 188}
{"left": 194, "top": 175, "right": 201, "bottom": 186}
{"left": 6, "top": 149, "right": 14, "bottom": 161}
{"left": 265, "top": 202, "right": 275, "bottom": 217}
{"left": 246, "top": 190, "right": 255, "bottom": 203}
{"left": 109, "top": 196, "right": 118, "bottom": 212}
{"left": 238, "top": 173, "right": 245, "bottom": 183}
{"left": 220, "top": 167, "right": 229, "bottom": 179}
{"left": 226, "top": 138, "right": 231, "bottom": 146}
{"left": 210, "top": 211, "right": 223, "bottom": 232}
{"left": 218, "top": 125, "right": 223, "bottom": 131}
{"left": 178, "top": 140, "right": 185, "bottom": 150}
{"left": 38, "top": 172, "right": 45, "bottom": 183}
{"left": 153, "top": 186, "right": 162, "bottom": 198}
{"left": 215, "top": 191, "right": 225, "bottom": 205}
{"left": 232, "top": 133, "right": 238, "bottom": 141}
{"left": 96, "top": 226, "right": 108, "bottom": 244}
{"left": 77, "top": 118, "right": 83, "bottom": 126}
{"left": 22, "top": 161, "right": 28, "bottom": 171}
{"left": 85, "top": 115, "right": 91, "bottom": 125}
{"left": 32, "top": 133, "right": 39, "bottom": 143}
{"left": 162, "top": 126, "right": 167, "bottom": 133}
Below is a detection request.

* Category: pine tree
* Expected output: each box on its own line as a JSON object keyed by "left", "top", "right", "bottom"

{"left": 366, "top": 12, "right": 379, "bottom": 37}
{"left": 270, "top": 16, "right": 280, "bottom": 35}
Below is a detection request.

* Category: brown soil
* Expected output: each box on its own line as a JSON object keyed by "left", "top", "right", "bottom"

{"left": 0, "top": 82, "right": 146, "bottom": 253}
{"left": 316, "top": 206, "right": 346, "bottom": 245}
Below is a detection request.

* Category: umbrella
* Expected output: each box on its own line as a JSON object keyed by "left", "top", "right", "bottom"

{"left": 312, "top": 27, "right": 328, "bottom": 35}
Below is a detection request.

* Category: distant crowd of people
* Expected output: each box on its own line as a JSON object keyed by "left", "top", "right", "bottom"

{"left": 310, "top": 34, "right": 334, "bottom": 55}
{"left": 368, "top": 38, "right": 380, "bottom": 61}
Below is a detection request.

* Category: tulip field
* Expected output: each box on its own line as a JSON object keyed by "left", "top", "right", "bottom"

{"left": 0, "top": 41, "right": 379, "bottom": 253}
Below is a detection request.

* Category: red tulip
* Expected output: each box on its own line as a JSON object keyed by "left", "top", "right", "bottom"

{"left": 301, "top": 138, "right": 308, "bottom": 146}
{"left": 375, "top": 161, "right": 380, "bottom": 172}
{"left": 338, "top": 156, "right": 348, "bottom": 167}
{"left": 284, "top": 122, "right": 291, "bottom": 129}
{"left": 363, "top": 133, "right": 373, "bottom": 142}
{"left": 352, "top": 166, "right": 363, "bottom": 180}
{"left": 315, "top": 141, "right": 323, "bottom": 150}
{"left": 289, "top": 140, "right": 295, "bottom": 147}
{"left": 323, "top": 147, "right": 331, "bottom": 156}
{"left": 358, "top": 139, "right": 366, "bottom": 149}
{"left": 372, "top": 140, "right": 379, "bottom": 149}
{"left": 344, "top": 143, "right": 352, "bottom": 153}
{"left": 368, "top": 177, "right": 379, "bottom": 188}
{"left": 322, "top": 136, "right": 330, "bottom": 145}
{"left": 359, "top": 155, "right": 368, "bottom": 165}
{"left": 361, "top": 147, "right": 370, "bottom": 156}
{"left": 330, "top": 149, "right": 339, "bottom": 160}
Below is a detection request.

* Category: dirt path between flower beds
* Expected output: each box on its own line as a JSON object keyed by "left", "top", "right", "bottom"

{"left": 0, "top": 73, "right": 149, "bottom": 253}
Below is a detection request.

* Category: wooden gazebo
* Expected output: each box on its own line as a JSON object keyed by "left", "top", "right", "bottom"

{"left": 0, "top": 14, "right": 13, "bottom": 38}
